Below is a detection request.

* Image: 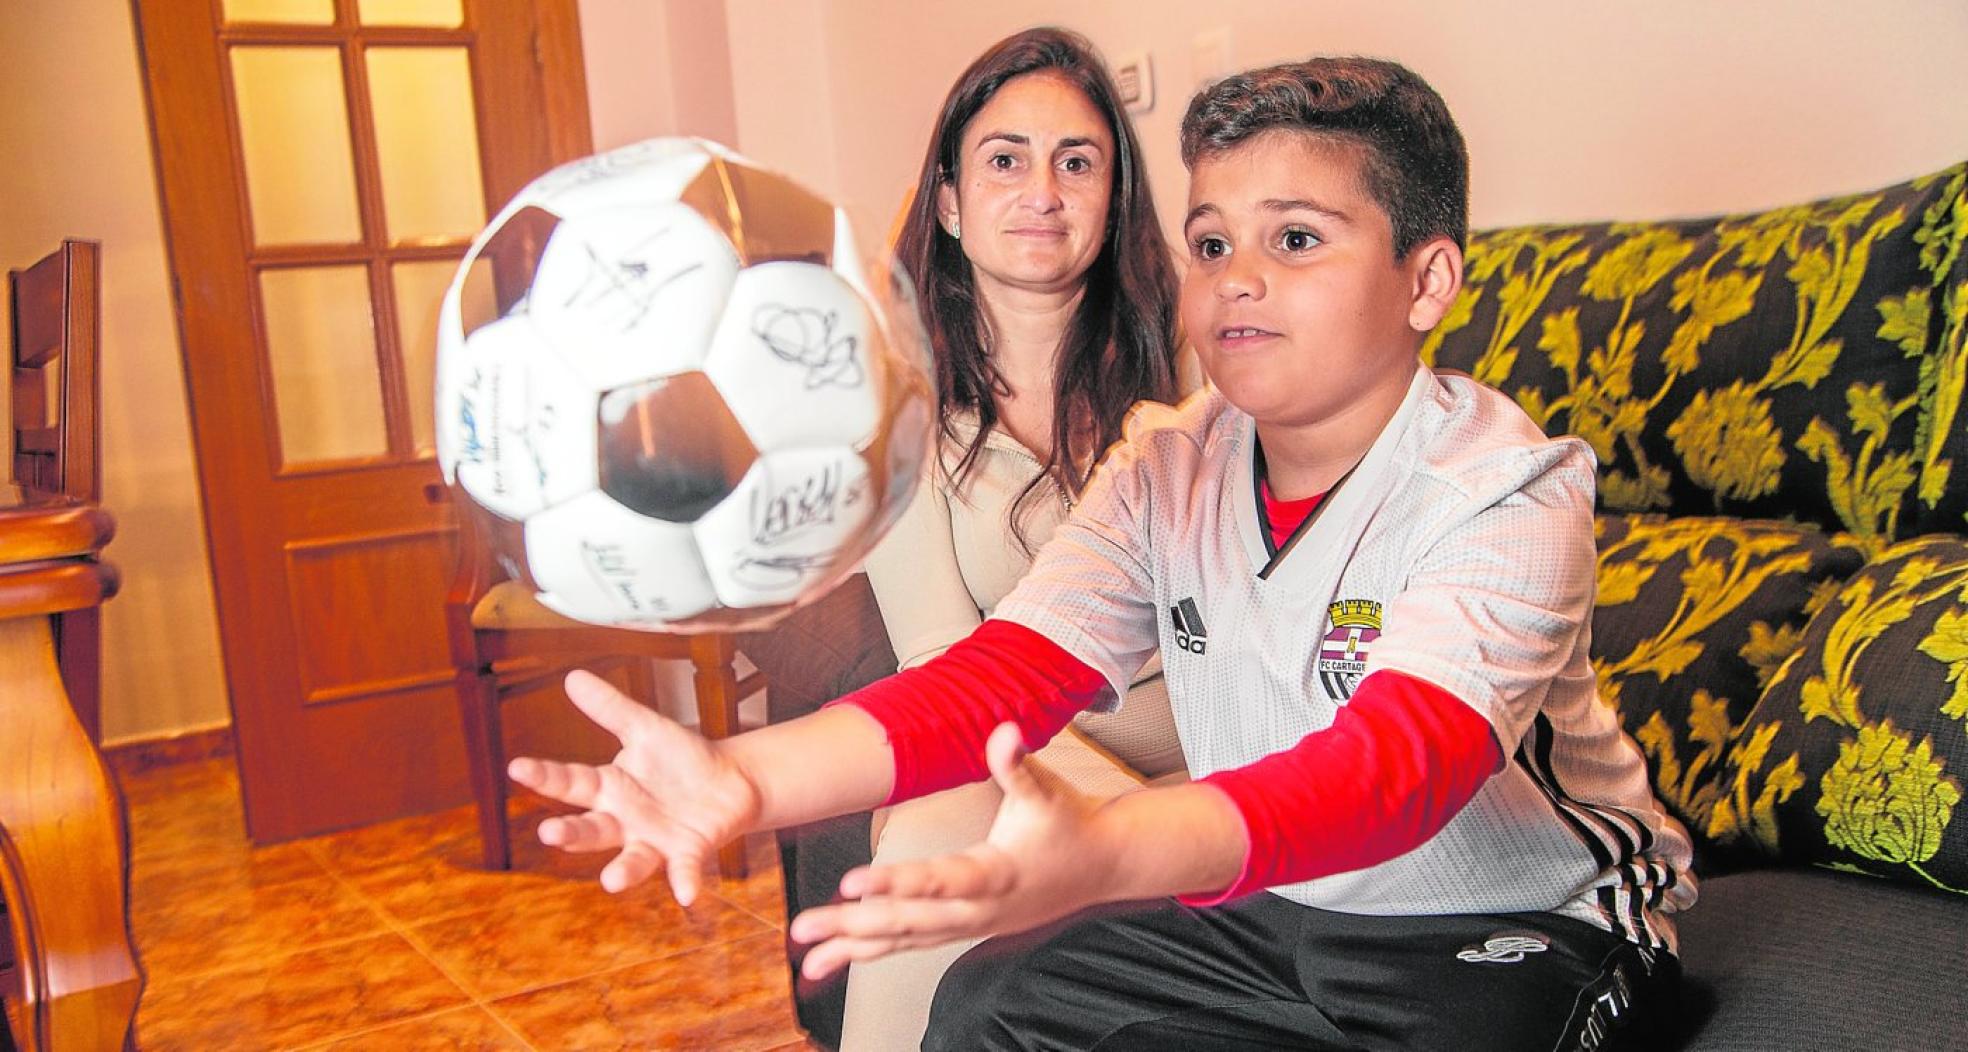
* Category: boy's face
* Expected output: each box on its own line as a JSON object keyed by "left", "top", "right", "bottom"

{"left": 1180, "top": 131, "right": 1456, "bottom": 433}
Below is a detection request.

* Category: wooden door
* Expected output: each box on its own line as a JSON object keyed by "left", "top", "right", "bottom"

{"left": 132, "top": 0, "right": 590, "bottom": 841}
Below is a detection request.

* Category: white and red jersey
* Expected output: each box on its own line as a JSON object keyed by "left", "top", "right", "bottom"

{"left": 993, "top": 364, "right": 1697, "bottom": 951}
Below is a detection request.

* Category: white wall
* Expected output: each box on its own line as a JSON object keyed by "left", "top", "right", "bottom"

{"left": 583, "top": 0, "right": 1968, "bottom": 249}
{"left": 0, "top": 0, "right": 1952, "bottom": 747}
{"left": 726, "top": 0, "right": 842, "bottom": 200}
{"left": 580, "top": 0, "right": 743, "bottom": 153}
{"left": 823, "top": 0, "right": 1968, "bottom": 243}
{"left": 579, "top": 0, "right": 677, "bottom": 152}
{"left": 569, "top": 0, "right": 1966, "bottom": 735}
{"left": 0, "top": 2, "right": 232, "bottom": 743}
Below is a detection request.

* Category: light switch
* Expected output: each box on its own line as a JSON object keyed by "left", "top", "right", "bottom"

{"left": 1112, "top": 51, "right": 1154, "bottom": 114}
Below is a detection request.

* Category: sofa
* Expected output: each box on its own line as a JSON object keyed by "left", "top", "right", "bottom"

{"left": 747, "top": 160, "right": 1968, "bottom": 1050}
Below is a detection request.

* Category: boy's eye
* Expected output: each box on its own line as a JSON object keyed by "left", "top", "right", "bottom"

{"left": 1280, "top": 229, "right": 1321, "bottom": 252}
{"left": 1192, "top": 235, "right": 1229, "bottom": 261}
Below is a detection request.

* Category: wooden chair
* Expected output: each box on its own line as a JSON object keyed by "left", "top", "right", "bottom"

{"left": 442, "top": 498, "right": 766, "bottom": 878}
{"left": 1, "top": 238, "right": 140, "bottom": 1050}
{"left": 9, "top": 240, "right": 104, "bottom": 743}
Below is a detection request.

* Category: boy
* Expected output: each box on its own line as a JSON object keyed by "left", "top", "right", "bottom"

{"left": 512, "top": 57, "right": 1694, "bottom": 1050}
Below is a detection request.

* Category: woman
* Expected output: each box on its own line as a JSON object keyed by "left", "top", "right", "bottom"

{"left": 848, "top": 26, "right": 1195, "bottom": 1049}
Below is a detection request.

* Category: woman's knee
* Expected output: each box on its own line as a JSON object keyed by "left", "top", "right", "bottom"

{"left": 872, "top": 781, "right": 1003, "bottom": 864}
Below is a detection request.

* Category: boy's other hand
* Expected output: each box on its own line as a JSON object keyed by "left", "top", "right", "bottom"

{"left": 508, "top": 669, "right": 762, "bottom": 906}
{"left": 787, "top": 722, "right": 1119, "bottom": 979}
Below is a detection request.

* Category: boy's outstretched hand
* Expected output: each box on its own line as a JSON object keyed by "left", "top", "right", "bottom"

{"left": 787, "top": 723, "right": 1120, "bottom": 980}
{"left": 508, "top": 669, "right": 762, "bottom": 906}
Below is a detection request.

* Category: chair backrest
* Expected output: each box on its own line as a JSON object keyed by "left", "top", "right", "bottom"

{"left": 9, "top": 239, "right": 102, "bottom": 504}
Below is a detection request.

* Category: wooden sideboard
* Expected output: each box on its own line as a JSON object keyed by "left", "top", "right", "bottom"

{"left": 0, "top": 491, "right": 138, "bottom": 1050}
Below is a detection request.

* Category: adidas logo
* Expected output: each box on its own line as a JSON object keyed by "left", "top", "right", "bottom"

{"left": 1170, "top": 597, "right": 1208, "bottom": 654}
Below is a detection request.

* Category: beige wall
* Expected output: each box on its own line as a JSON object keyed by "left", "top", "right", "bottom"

{"left": 584, "top": 0, "right": 1968, "bottom": 249}
{"left": 0, "top": 2, "right": 232, "bottom": 743}
{"left": 836, "top": 0, "right": 1968, "bottom": 242}
{"left": 581, "top": 0, "right": 744, "bottom": 154}
{"left": 579, "top": 0, "right": 678, "bottom": 152}
{"left": 4, "top": 1, "right": 1958, "bottom": 746}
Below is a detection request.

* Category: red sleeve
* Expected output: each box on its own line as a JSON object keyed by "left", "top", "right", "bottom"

{"left": 827, "top": 619, "right": 1107, "bottom": 804}
{"left": 1184, "top": 670, "right": 1504, "bottom": 906}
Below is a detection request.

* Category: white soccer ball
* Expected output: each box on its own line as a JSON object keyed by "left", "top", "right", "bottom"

{"left": 435, "top": 137, "right": 932, "bottom": 631}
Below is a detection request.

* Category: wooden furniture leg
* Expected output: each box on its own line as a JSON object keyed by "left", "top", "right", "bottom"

{"left": 0, "top": 614, "right": 140, "bottom": 1050}
{"left": 690, "top": 635, "right": 748, "bottom": 879}
{"left": 50, "top": 608, "right": 101, "bottom": 745}
{"left": 454, "top": 668, "right": 510, "bottom": 871}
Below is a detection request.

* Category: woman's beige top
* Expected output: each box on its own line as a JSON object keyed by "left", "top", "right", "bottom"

{"left": 863, "top": 359, "right": 1203, "bottom": 778}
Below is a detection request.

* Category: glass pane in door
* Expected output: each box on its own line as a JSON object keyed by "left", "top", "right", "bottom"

{"left": 230, "top": 46, "right": 363, "bottom": 246}
{"left": 365, "top": 47, "right": 487, "bottom": 245}
{"left": 222, "top": 0, "right": 335, "bottom": 24}
{"left": 261, "top": 265, "right": 390, "bottom": 464}
{"left": 357, "top": 0, "right": 464, "bottom": 27}
{"left": 392, "top": 258, "right": 492, "bottom": 455}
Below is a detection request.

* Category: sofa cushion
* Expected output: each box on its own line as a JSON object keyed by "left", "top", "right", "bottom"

{"left": 740, "top": 573, "right": 896, "bottom": 1050}
{"left": 1591, "top": 515, "right": 1863, "bottom": 850}
{"left": 1671, "top": 868, "right": 1968, "bottom": 1050}
{"left": 1708, "top": 535, "right": 1968, "bottom": 894}
{"left": 1428, "top": 161, "right": 1968, "bottom": 549}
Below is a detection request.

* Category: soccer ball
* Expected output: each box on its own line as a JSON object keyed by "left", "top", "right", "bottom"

{"left": 434, "top": 138, "right": 932, "bottom": 632}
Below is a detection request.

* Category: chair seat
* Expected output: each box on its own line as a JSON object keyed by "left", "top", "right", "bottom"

{"left": 453, "top": 573, "right": 764, "bottom": 876}
{"left": 471, "top": 581, "right": 594, "bottom": 631}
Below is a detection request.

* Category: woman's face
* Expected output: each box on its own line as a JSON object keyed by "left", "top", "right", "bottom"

{"left": 938, "top": 71, "right": 1116, "bottom": 299}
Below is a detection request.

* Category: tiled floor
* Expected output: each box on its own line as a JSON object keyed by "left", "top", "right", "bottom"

{"left": 118, "top": 758, "right": 821, "bottom": 1051}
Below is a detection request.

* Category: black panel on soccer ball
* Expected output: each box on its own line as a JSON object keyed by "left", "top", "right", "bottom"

{"left": 596, "top": 371, "right": 758, "bottom": 524}
{"left": 463, "top": 204, "right": 562, "bottom": 336}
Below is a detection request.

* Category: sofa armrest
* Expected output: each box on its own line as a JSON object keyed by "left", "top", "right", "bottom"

{"left": 741, "top": 572, "right": 898, "bottom": 727}
{"left": 737, "top": 573, "right": 896, "bottom": 1050}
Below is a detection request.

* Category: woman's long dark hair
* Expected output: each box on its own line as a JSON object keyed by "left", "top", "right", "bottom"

{"left": 893, "top": 27, "right": 1180, "bottom": 549}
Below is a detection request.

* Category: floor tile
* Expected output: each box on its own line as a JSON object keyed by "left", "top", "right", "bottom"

{"left": 132, "top": 867, "right": 387, "bottom": 978}
{"left": 116, "top": 756, "right": 234, "bottom": 810}
{"left": 123, "top": 767, "right": 263, "bottom": 861}
{"left": 708, "top": 833, "right": 792, "bottom": 929}
{"left": 129, "top": 834, "right": 328, "bottom": 907}
{"left": 410, "top": 876, "right": 774, "bottom": 999}
{"left": 135, "top": 931, "right": 470, "bottom": 1051}
{"left": 337, "top": 845, "right": 602, "bottom": 928}
{"left": 298, "top": 1005, "right": 530, "bottom": 1050}
{"left": 121, "top": 757, "right": 817, "bottom": 1050}
{"left": 319, "top": 798, "right": 639, "bottom": 928}
{"left": 491, "top": 931, "right": 804, "bottom": 1051}
{"left": 301, "top": 800, "right": 488, "bottom": 876}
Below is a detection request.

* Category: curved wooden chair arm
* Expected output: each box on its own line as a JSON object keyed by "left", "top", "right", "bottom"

{"left": 0, "top": 502, "right": 112, "bottom": 566}
{"left": 0, "top": 562, "right": 118, "bottom": 623}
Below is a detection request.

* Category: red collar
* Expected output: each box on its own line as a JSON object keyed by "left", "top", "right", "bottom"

{"left": 1258, "top": 477, "right": 1326, "bottom": 549}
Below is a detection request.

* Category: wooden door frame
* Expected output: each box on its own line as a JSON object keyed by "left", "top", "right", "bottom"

{"left": 130, "top": 0, "right": 591, "bottom": 840}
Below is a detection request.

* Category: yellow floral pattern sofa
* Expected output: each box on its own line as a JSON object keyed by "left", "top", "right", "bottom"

{"left": 1428, "top": 161, "right": 1968, "bottom": 1048}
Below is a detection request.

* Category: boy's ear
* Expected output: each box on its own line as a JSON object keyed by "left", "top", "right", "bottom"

{"left": 1406, "top": 235, "right": 1465, "bottom": 333}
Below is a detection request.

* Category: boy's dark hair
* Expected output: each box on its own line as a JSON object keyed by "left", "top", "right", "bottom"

{"left": 1180, "top": 57, "right": 1468, "bottom": 258}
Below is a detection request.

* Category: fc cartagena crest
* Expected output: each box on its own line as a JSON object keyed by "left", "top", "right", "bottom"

{"left": 1317, "top": 598, "right": 1382, "bottom": 699}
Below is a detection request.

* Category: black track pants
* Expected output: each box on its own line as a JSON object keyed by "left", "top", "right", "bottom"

{"left": 922, "top": 894, "right": 1678, "bottom": 1051}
